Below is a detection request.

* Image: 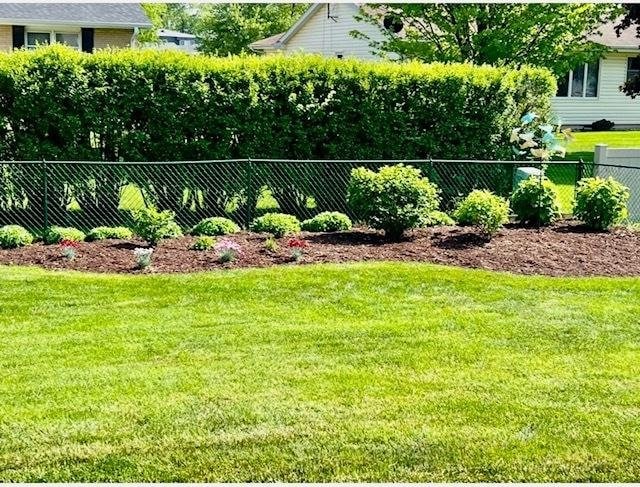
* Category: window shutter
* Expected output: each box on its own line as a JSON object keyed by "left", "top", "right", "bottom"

{"left": 12, "top": 26, "right": 25, "bottom": 49}
{"left": 81, "top": 28, "right": 94, "bottom": 53}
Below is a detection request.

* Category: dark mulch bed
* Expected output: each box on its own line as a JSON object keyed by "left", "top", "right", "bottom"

{"left": 1, "top": 221, "right": 639, "bottom": 277}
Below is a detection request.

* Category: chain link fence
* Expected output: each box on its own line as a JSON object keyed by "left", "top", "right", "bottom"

{"left": 0, "top": 158, "right": 637, "bottom": 234}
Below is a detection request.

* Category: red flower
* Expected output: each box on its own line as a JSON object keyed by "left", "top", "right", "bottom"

{"left": 60, "top": 239, "right": 81, "bottom": 249}
{"left": 287, "top": 237, "right": 308, "bottom": 248}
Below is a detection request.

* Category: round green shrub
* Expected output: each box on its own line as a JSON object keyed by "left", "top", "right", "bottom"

{"left": 301, "top": 212, "right": 352, "bottom": 232}
{"left": 421, "top": 210, "right": 455, "bottom": 227}
{"left": 251, "top": 213, "right": 301, "bottom": 238}
{"left": 0, "top": 225, "right": 33, "bottom": 249}
{"left": 453, "top": 190, "right": 510, "bottom": 237}
{"left": 130, "top": 207, "right": 181, "bottom": 245}
{"left": 511, "top": 176, "right": 562, "bottom": 226}
{"left": 86, "top": 226, "right": 133, "bottom": 241}
{"left": 191, "top": 235, "right": 216, "bottom": 251}
{"left": 43, "top": 226, "right": 86, "bottom": 244}
{"left": 347, "top": 164, "right": 440, "bottom": 240}
{"left": 573, "top": 177, "right": 630, "bottom": 230}
{"left": 191, "top": 217, "right": 240, "bottom": 236}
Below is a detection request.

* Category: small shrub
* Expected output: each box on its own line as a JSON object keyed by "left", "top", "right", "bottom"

{"left": 130, "top": 207, "right": 181, "bottom": 245}
{"left": 301, "top": 212, "right": 352, "bottom": 232}
{"left": 191, "top": 217, "right": 240, "bottom": 236}
{"left": 191, "top": 235, "right": 216, "bottom": 251}
{"left": 43, "top": 226, "right": 85, "bottom": 244}
{"left": 287, "top": 237, "right": 309, "bottom": 262}
{"left": 453, "top": 190, "right": 510, "bottom": 238}
{"left": 251, "top": 213, "right": 301, "bottom": 238}
{"left": 0, "top": 225, "right": 33, "bottom": 249}
{"left": 591, "top": 119, "right": 615, "bottom": 131}
{"left": 347, "top": 164, "right": 439, "bottom": 240}
{"left": 511, "top": 176, "right": 562, "bottom": 226}
{"left": 60, "top": 239, "right": 81, "bottom": 261}
{"left": 421, "top": 210, "right": 455, "bottom": 227}
{"left": 133, "top": 247, "right": 153, "bottom": 269}
{"left": 86, "top": 226, "right": 133, "bottom": 241}
{"left": 264, "top": 236, "right": 279, "bottom": 252}
{"left": 215, "top": 239, "right": 242, "bottom": 263}
{"left": 573, "top": 177, "right": 630, "bottom": 230}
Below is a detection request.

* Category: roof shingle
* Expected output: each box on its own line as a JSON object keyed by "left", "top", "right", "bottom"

{"left": 0, "top": 3, "right": 151, "bottom": 28}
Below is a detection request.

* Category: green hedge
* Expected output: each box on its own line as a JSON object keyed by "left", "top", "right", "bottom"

{"left": 0, "top": 46, "right": 555, "bottom": 162}
{"left": 0, "top": 46, "right": 556, "bottom": 228}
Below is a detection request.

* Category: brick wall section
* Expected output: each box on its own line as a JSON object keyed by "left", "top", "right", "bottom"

{"left": 0, "top": 25, "right": 13, "bottom": 52}
{"left": 94, "top": 28, "right": 134, "bottom": 50}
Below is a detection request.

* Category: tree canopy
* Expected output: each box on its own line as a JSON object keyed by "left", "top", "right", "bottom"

{"left": 353, "top": 3, "right": 623, "bottom": 75}
{"left": 616, "top": 4, "right": 640, "bottom": 97}
{"left": 195, "top": 3, "right": 309, "bottom": 56}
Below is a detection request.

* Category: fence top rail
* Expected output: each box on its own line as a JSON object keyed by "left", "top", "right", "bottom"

{"left": 0, "top": 158, "right": 586, "bottom": 165}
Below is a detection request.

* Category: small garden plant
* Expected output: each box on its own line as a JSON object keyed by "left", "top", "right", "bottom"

{"left": 60, "top": 240, "right": 80, "bottom": 261}
{"left": 264, "top": 236, "right": 279, "bottom": 253}
{"left": 454, "top": 190, "right": 510, "bottom": 238}
{"left": 215, "top": 239, "right": 241, "bottom": 263}
{"left": 421, "top": 211, "right": 455, "bottom": 227}
{"left": 347, "top": 164, "right": 440, "bottom": 240}
{"left": 511, "top": 176, "right": 562, "bottom": 226}
{"left": 191, "top": 236, "right": 216, "bottom": 251}
{"left": 251, "top": 213, "right": 301, "bottom": 238}
{"left": 191, "top": 217, "right": 240, "bottom": 236}
{"left": 301, "top": 212, "right": 352, "bottom": 232}
{"left": 287, "top": 237, "right": 309, "bottom": 262}
{"left": 573, "top": 177, "right": 630, "bottom": 230}
{"left": 511, "top": 111, "right": 572, "bottom": 162}
{"left": 130, "top": 207, "right": 182, "bottom": 246}
{"left": 44, "top": 226, "right": 85, "bottom": 245}
{"left": 0, "top": 225, "right": 33, "bottom": 249}
{"left": 133, "top": 248, "right": 153, "bottom": 270}
{"left": 86, "top": 226, "right": 133, "bottom": 241}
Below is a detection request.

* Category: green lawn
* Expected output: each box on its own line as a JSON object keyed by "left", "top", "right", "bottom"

{"left": 1, "top": 263, "right": 640, "bottom": 481}
{"left": 567, "top": 130, "right": 640, "bottom": 163}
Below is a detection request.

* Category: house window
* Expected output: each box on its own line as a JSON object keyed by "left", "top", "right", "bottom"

{"left": 627, "top": 57, "right": 640, "bottom": 82}
{"left": 556, "top": 61, "right": 599, "bottom": 98}
{"left": 26, "top": 30, "right": 80, "bottom": 50}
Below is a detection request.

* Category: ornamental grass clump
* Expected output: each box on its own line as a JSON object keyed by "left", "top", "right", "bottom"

{"left": 573, "top": 177, "right": 630, "bottom": 230}
{"left": 454, "top": 190, "right": 510, "bottom": 238}
{"left": 347, "top": 164, "right": 440, "bottom": 240}
{"left": 191, "top": 236, "right": 216, "bottom": 251}
{"left": 0, "top": 225, "right": 33, "bottom": 249}
{"left": 215, "top": 239, "right": 242, "bottom": 263}
{"left": 264, "top": 236, "right": 279, "bottom": 253}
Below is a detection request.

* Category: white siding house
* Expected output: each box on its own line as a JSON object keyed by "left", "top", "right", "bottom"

{"left": 551, "top": 25, "right": 640, "bottom": 128}
{"left": 251, "top": 6, "right": 640, "bottom": 127}
{"left": 249, "top": 3, "right": 384, "bottom": 60}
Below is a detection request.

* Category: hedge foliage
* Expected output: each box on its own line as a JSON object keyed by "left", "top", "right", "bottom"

{"left": 0, "top": 46, "right": 555, "bottom": 229}
{"left": 0, "top": 46, "right": 555, "bottom": 162}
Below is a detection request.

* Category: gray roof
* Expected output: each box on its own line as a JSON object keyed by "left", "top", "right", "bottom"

{"left": 158, "top": 29, "right": 196, "bottom": 40}
{"left": 0, "top": 3, "right": 151, "bottom": 28}
{"left": 589, "top": 19, "right": 640, "bottom": 50}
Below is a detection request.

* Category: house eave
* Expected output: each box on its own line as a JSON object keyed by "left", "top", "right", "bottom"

{"left": 0, "top": 18, "right": 152, "bottom": 29}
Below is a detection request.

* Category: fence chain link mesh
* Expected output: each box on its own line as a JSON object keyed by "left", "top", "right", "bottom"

{"left": 0, "top": 159, "right": 637, "bottom": 234}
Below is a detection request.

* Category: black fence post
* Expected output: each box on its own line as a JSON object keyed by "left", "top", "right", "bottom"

{"left": 244, "top": 158, "right": 254, "bottom": 229}
{"left": 576, "top": 158, "right": 585, "bottom": 183}
{"left": 41, "top": 158, "right": 49, "bottom": 234}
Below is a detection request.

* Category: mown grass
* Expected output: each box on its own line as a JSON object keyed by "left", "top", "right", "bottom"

{"left": 1, "top": 263, "right": 640, "bottom": 481}
{"left": 567, "top": 130, "right": 640, "bottom": 163}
